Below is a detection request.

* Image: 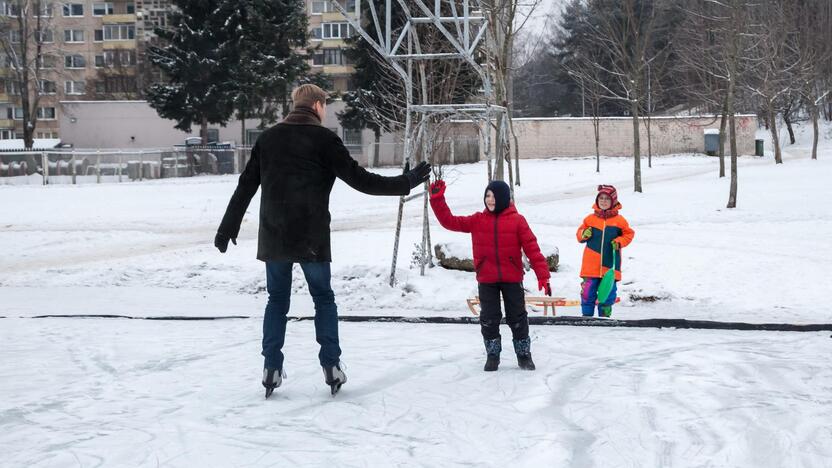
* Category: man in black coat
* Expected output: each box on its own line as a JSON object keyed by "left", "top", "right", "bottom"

{"left": 215, "top": 84, "right": 430, "bottom": 397}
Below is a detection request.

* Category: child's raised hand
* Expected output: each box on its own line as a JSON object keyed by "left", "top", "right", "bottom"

{"left": 538, "top": 279, "right": 552, "bottom": 297}
{"left": 429, "top": 180, "right": 446, "bottom": 199}
{"left": 581, "top": 227, "right": 592, "bottom": 240}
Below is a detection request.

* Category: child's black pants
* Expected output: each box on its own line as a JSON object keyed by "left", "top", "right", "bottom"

{"left": 478, "top": 282, "right": 528, "bottom": 341}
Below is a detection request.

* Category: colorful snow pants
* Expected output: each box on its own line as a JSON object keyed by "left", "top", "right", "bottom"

{"left": 580, "top": 277, "right": 618, "bottom": 317}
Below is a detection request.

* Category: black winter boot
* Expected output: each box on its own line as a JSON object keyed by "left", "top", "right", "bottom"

{"left": 483, "top": 338, "right": 501, "bottom": 372}
{"left": 514, "top": 337, "right": 535, "bottom": 370}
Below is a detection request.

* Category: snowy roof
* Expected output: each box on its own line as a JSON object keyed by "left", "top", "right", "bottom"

{"left": 0, "top": 139, "right": 62, "bottom": 150}
{"left": 704, "top": 129, "right": 720, "bottom": 135}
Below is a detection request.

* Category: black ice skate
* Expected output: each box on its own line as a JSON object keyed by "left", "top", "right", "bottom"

{"left": 262, "top": 368, "right": 284, "bottom": 399}
{"left": 323, "top": 363, "right": 347, "bottom": 396}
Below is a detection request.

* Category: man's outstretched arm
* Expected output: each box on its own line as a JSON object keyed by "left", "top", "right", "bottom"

{"left": 216, "top": 143, "right": 261, "bottom": 252}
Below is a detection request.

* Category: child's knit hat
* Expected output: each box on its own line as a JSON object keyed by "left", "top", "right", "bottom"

{"left": 484, "top": 180, "right": 511, "bottom": 214}
{"left": 596, "top": 185, "right": 618, "bottom": 207}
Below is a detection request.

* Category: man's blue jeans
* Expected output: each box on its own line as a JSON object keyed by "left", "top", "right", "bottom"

{"left": 262, "top": 261, "right": 341, "bottom": 370}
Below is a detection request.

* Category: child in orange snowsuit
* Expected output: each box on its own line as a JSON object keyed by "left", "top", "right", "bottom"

{"left": 576, "top": 185, "right": 635, "bottom": 317}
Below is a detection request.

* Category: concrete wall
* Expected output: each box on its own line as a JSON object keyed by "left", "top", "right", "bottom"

{"left": 502, "top": 115, "right": 758, "bottom": 158}
{"left": 58, "top": 99, "right": 378, "bottom": 151}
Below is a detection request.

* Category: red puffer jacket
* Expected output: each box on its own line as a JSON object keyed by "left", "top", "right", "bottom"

{"left": 430, "top": 195, "right": 550, "bottom": 284}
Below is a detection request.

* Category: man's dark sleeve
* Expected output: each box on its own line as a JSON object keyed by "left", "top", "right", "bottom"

{"left": 327, "top": 134, "right": 410, "bottom": 196}
{"left": 217, "top": 142, "right": 261, "bottom": 238}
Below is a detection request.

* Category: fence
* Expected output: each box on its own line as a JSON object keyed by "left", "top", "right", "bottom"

{"left": 0, "top": 145, "right": 255, "bottom": 185}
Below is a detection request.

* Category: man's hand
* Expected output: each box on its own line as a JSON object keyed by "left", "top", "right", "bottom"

{"left": 538, "top": 279, "right": 552, "bottom": 297}
{"left": 214, "top": 232, "right": 237, "bottom": 253}
{"left": 581, "top": 227, "right": 593, "bottom": 240}
{"left": 404, "top": 161, "right": 431, "bottom": 189}
{"left": 429, "top": 180, "right": 446, "bottom": 199}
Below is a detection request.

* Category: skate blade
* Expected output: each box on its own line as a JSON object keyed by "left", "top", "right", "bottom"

{"left": 330, "top": 383, "right": 343, "bottom": 396}
{"left": 265, "top": 387, "right": 275, "bottom": 399}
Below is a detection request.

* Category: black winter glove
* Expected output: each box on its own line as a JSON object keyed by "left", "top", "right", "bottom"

{"left": 404, "top": 161, "right": 431, "bottom": 189}
{"left": 214, "top": 232, "right": 237, "bottom": 253}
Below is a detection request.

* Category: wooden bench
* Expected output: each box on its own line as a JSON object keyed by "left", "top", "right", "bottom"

{"left": 466, "top": 296, "right": 621, "bottom": 316}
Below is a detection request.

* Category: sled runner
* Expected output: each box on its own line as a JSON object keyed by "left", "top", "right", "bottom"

{"left": 466, "top": 296, "right": 620, "bottom": 316}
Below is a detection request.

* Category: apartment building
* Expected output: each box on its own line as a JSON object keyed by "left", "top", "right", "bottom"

{"left": 0, "top": 0, "right": 169, "bottom": 140}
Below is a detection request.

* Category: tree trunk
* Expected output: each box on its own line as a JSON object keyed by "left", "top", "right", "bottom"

{"left": 594, "top": 117, "right": 601, "bottom": 173}
{"left": 718, "top": 98, "right": 728, "bottom": 178}
{"left": 811, "top": 105, "right": 819, "bottom": 160}
{"left": 783, "top": 105, "right": 796, "bottom": 145}
{"left": 201, "top": 117, "right": 209, "bottom": 145}
{"left": 631, "top": 98, "right": 642, "bottom": 193}
{"left": 240, "top": 111, "right": 246, "bottom": 147}
{"left": 727, "top": 82, "right": 738, "bottom": 209}
{"left": 373, "top": 128, "right": 381, "bottom": 167}
{"left": 767, "top": 103, "right": 783, "bottom": 164}
{"left": 646, "top": 114, "right": 653, "bottom": 168}
{"left": 493, "top": 113, "right": 505, "bottom": 181}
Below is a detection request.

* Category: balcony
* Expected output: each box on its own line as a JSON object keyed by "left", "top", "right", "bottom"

{"left": 322, "top": 11, "right": 355, "bottom": 22}
{"left": 103, "top": 13, "right": 137, "bottom": 24}
{"left": 321, "top": 39, "right": 346, "bottom": 48}
{"left": 322, "top": 64, "right": 354, "bottom": 75}
{"left": 0, "top": 119, "right": 13, "bottom": 128}
{"left": 103, "top": 40, "right": 137, "bottom": 49}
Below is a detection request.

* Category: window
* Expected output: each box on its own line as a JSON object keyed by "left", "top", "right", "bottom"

{"left": 311, "top": 27, "right": 321, "bottom": 40}
{"left": 103, "top": 49, "right": 135, "bottom": 66}
{"left": 39, "top": 80, "right": 57, "bottom": 94}
{"left": 38, "top": 55, "right": 56, "bottom": 69}
{"left": 62, "top": 3, "right": 84, "bottom": 16}
{"left": 312, "top": 53, "right": 324, "bottom": 66}
{"left": 94, "top": 54, "right": 104, "bottom": 67}
{"left": 37, "top": 3, "right": 53, "bottom": 16}
{"left": 64, "top": 54, "right": 86, "bottom": 68}
{"left": 65, "top": 80, "right": 85, "bottom": 95}
{"left": 9, "top": 107, "right": 23, "bottom": 119}
{"left": 312, "top": 0, "right": 355, "bottom": 13}
{"left": 0, "top": 130, "right": 13, "bottom": 140}
{"left": 95, "top": 81, "right": 105, "bottom": 93}
{"left": 126, "top": 2, "right": 135, "bottom": 13}
{"left": 103, "top": 76, "right": 137, "bottom": 93}
{"left": 321, "top": 23, "right": 354, "bottom": 39}
{"left": 104, "top": 24, "right": 135, "bottom": 40}
{"left": 311, "top": 0, "right": 326, "bottom": 13}
{"left": 64, "top": 29, "right": 84, "bottom": 43}
{"left": 343, "top": 128, "right": 362, "bottom": 146}
{"left": 322, "top": 48, "right": 348, "bottom": 65}
{"left": 93, "top": 2, "right": 114, "bottom": 15}
{"left": 37, "top": 131, "right": 59, "bottom": 139}
{"left": 9, "top": 29, "right": 21, "bottom": 43}
{"left": 38, "top": 107, "right": 56, "bottom": 120}
{"left": 6, "top": 80, "right": 20, "bottom": 95}
{"left": 94, "top": 29, "right": 103, "bottom": 42}
{"left": 36, "top": 29, "right": 54, "bottom": 43}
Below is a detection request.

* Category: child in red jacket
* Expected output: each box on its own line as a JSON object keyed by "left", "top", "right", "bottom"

{"left": 576, "top": 185, "right": 635, "bottom": 317}
{"left": 430, "top": 179, "right": 551, "bottom": 372}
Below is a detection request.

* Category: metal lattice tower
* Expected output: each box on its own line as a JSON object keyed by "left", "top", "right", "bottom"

{"left": 328, "top": 0, "right": 510, "bottom": 285}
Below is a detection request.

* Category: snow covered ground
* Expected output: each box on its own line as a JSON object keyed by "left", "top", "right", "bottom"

{"left": 2, "top": 123, "right": 832, "bottom": 466}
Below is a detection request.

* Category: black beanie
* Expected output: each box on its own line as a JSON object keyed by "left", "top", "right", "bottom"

{"left": 484, "top": 180, "right": 511, "bottom": 214}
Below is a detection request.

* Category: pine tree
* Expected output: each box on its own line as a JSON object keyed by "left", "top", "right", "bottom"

{"left": 221, "top": 0, "right": 311, "bottom": 145}
{"left": 145, "top": 0, "right": 237, "bottom": 143}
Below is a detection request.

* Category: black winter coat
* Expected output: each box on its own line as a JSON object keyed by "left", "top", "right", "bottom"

{"left": 217, "top": 107, "right": 410, "bottom": 262}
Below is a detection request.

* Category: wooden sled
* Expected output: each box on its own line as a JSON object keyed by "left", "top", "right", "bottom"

{"left": 466, "top": 296, "right": 621, "bottom": 316}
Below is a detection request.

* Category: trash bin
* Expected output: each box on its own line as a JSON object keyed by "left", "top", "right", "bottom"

{"left": 755, "top": 139, "right": 764, "bottom": 157}
{"left": 704, "top": 129, "right": 720, "bottom": 156}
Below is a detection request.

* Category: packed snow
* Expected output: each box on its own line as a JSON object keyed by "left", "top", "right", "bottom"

{"left": 2, "top": 123, "right": 832, "bottom": 467}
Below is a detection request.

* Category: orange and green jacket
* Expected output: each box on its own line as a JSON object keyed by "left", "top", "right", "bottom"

{"left": 576, "top": 203, "right": 634, "bottom": 281}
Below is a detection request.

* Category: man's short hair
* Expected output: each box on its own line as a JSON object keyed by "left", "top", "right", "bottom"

{"left": 291, "top": 84, "right": 328, "bottom": 109}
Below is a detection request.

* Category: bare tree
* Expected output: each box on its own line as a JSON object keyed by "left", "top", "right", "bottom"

{"left": 675, "top": 0, "right": 754, "bottom": 207}
{"left": 0, "top": 0, "right": 57, "bottom": 150}
{"left": 573, "top": 0, "right": 674, "bottom": 193}
{"left": 793, "top": 0, "right": 832, "bottom": 160}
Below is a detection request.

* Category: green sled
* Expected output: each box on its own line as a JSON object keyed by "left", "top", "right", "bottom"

{"left": 597, "top": 249, "right": 616, "bottom": 304}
